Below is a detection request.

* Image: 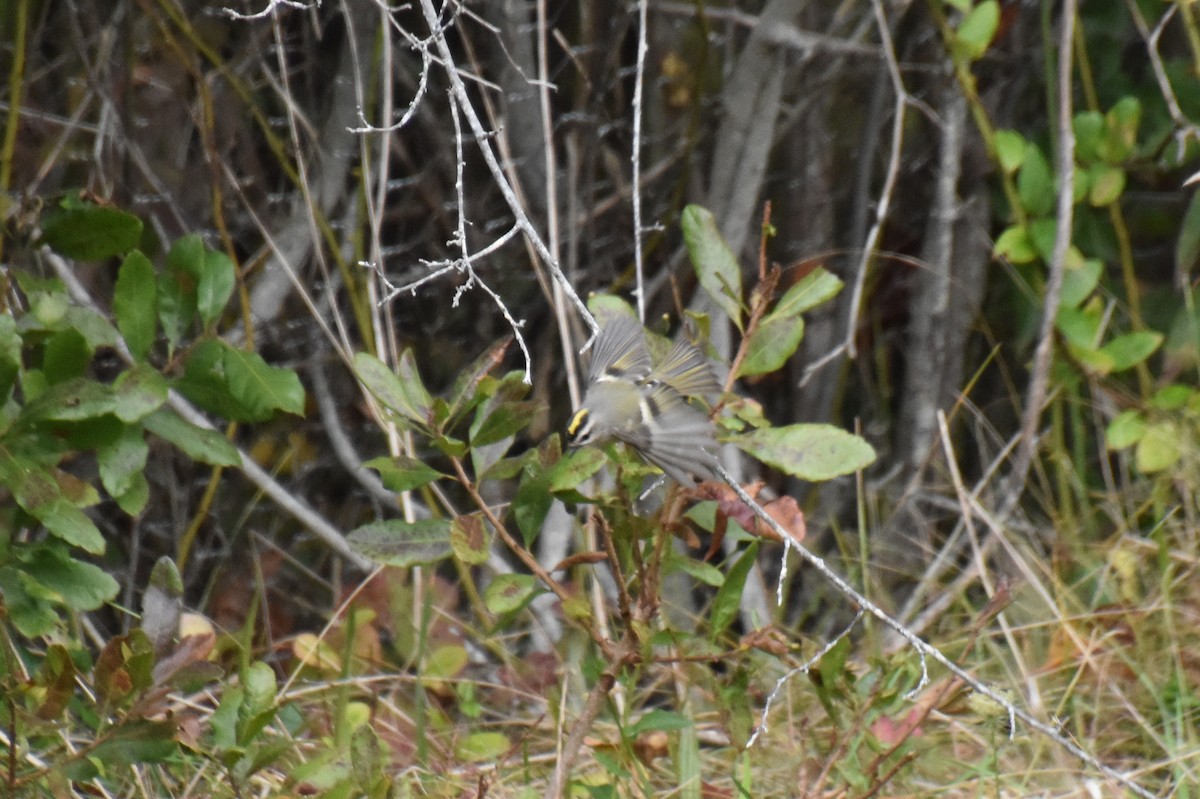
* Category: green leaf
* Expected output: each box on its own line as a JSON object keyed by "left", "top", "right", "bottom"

{"left": 112, "top": 364, "right": 169, "bottom": 422}
{"left": 479, "top": 451, "right": 536, "bottom": 482}
{"left": 1028, "top": 218, "right": 1085, "bottom": 268}
{"left": 682, "top": 204, "right": 743, "bottom": 329}
{"left": 663, "top": 549, "right": 725, "bottom": 587}
{"left": 451, "top": 512, "right": 492, "bottom": 565}
{"left": 1135, "top": 421, "right": 1181, "bottom": 473}
{"left": 175, "top": 340, "right": 259, "bottom": 421}
{"left": 0, "top": 457, "right": 105, "bottom": 553}
{"left": 1059, "top": 259, "right": 1102, "bottom": 309}
{"left": 1054, "top": 303, "right": 1101, "bottom": 350}
{"left": 512, "top": 442, "right": 570, "bottom": 546}
{"left": 75, "top": 720, "right": 177, "bottom": 772}
{"left": 223, "top": 346, "right": 305, "bottom": 418}
{"left": 115, "top": 250, "right": 158, "bottom": 360}
{"left": 544, "top": 446, "right": 606, "bottom": 493}
{"left": 994, "top": 130, "right": 1027, "bottom": 174}
{"left": 444, "top": 339, "right": 512, "bottom": 426}
{"left": 955, "top": 0, "right": 1000, "bottom": 61}
{"left": 1066, "top": 340, "right": 1116, "bottom": 375}
{"left": 425, "top": 644, "right": 469, "bottom": 681}
{"left": 43, "top": 328, "right": 91, "bottom": 384}
{"left": 113, "top": 474, "right": 150, "bottom": 516}
{"left": 455, "top": 731, "right": 511, "bottom": 763}
{"left": 347, "top": 518, "right": 453, "bottom": 567}
{"left": 710, "top": 542, "right": 759, "bottom": 640}
{"left": 735, "top": 424, "right": 876, "bottom": 480}
{"left": 209, "top": 685, "right": 243, "bottom": 751}
{"left": 1088, "top": 164, "right": 1125, "bottom": 206}
{"left": 1099, "top": 331, "right": 1162, "bottom": 372}
{"left": 24, "top": 377, "right": 115, "bottom": 421}
{"left": 1105, "top": 410, "right": 1144, "bottom": 451}
{"left": 993, "top": 224, "right": 1038, "bottom": 264}
{"left": 158, "top": 256, "right": 196, "bottom": 354}
{"left": 143, "top": 408, "right": 240, "bottom": 466}
{"left": 242, "top": 660, "right": 277, "bottom": 717}
{"left": 772, "top": 268, "right": 843, "bottom": 317}
{"left": 167, "top": 234, "right": 205, "bottom": 277}
{"left": 483, "top": 573, "right": 541, "bottom": 615}
{"left": 1072, "top": 164, "right": 1090, "bottom": 204}
{"left": 353, "top": 351, "right": 432, "bottom": 429}
{"left": 430, "top": 435, "right": 466, "bottom": 458}
{"left": 1100, "top": 96, "right": 1141, "bottom": 164}
{"left": 98, "top": 423, "right": 149, "bottom": 500}
{"left": 629, "top": 709, "right": 693, "bottom": 735}
{"left": 1073, "top": 111, "right": 1104, "bottom": 164}
{"left": 41, "top": 200, "right": 143, "bottom": 261}
{"left": 365, "top": 455, "right": 443, "bottom": 492}
{"left": 1017, "top": 145, "right": 1054, "bottom": 217}
{"left": 1151, "top": 384, "right": 1192, "bottom": 411}
{"left": 738, "top": 313, "right": 804, "bottom": 377}
{"left": 20, "top": 545, "right": 119, "bottom": 610}
{"left": 471, "top": 399, "right": 536, "bottom": 448}
{"left": 0, "top": 313, "right": 20, "bottom": 401}
{"left": 195, "top": 248, "right": 236, "bottom": 329}
{"left": 0, "top": 566, "right": 59, "bottom": 636}
{"left": 351, "top": 724, "right": 384, "bottom": 793}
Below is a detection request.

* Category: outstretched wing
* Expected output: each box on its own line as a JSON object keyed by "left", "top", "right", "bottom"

{"left": 587, "top": 315, "right": 652, "bottom": 384}
{"left": 611, "top": 382, "right": 719, "bottom": 485}
{"left": 649, "top": 338, "right": 721, "bottom": 399}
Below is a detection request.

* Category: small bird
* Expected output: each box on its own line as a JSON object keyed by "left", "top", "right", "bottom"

{"left": 567, "top": 315, "right": 721, "bottom": 485}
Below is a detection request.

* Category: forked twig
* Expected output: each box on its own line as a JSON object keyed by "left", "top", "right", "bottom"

{"left": 717, "top": 463, "right": 1155, "bottom": 798}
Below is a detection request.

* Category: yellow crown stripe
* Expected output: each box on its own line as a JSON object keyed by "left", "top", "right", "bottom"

{"left": 567, "top": 408, "right": 589, "bottom": 436}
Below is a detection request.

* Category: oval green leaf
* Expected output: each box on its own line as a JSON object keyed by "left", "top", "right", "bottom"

{"left": 1104, "top": 410, "right": 1144, "bottom": 451}
{"left": 735, "top": 424, "right": 876, "bottom": 480}
{"left": 41, "top": 201, "right": 143, "bottom": 261}
{"left": 738, "top": 313, "right": 804, "bottom": 377}
{"left": 1099, "top": 331, "right": 1162, "bottom": 372}
{"left": 483, "top": 573, "right": 541, "bottom": 615}
{"left": 682, "top": 204, "right": 743, "bottom": 330}
{"left": 347, "top": 518, "right": 453, "bottom": 567}
{"left": 1135, "top": 421, "right": 1180, "bottom": 473}
{"left": 115, "top": 251, "right": 158, "bottom": 361}
{"left": 456, "top": 731, "right": 511, "bottom": 763}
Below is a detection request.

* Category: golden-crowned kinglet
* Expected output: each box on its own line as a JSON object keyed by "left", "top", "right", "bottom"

{"left": 567, "top": 315, "right": 720, "bottom": 485}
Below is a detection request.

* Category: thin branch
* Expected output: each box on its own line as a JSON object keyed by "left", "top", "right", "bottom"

{"left": 1008, "top": 0, "right": 1078, "bottom": 500}
{"left": 846, "top": 0, "right": 909, "bottom": 359}
{"left": 630, "top": 0, "right": 649, "bottom": 322}
{"left": 746, "top": 610, "right": 864, "bottom": 747}
{"left": 415, "top": 0, "right": 598, "bottom": 337}
{"left": 446, "top": 97, "right": 534, "bottom": 381}
{"left": 717, "top": 466, "right": 1152, "bottom": 798}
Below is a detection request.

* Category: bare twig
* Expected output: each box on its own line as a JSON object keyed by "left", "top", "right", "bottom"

{"left": 718, "top": 466, "right": 1153, "bottom": 798}
{"left": 630, "top": 0, "right": 649, "bottom": 322}
{"left": 747, "top": 609, "right": 864, "bottom": 747}
{"left": 1008, "top": 0, "right": 1078, "bottom": 501}
{"left": 415, "top": 0, "right": 598, "bottom": 338}
{"left": 846, "top": 0, "right": 909, "bottom": 359}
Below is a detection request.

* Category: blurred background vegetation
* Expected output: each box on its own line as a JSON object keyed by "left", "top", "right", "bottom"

{"left": 2, "top": 0, "right": 1199, "bottom": 796}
